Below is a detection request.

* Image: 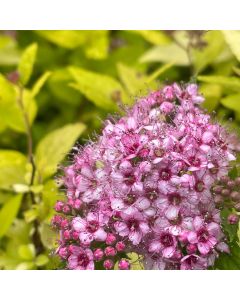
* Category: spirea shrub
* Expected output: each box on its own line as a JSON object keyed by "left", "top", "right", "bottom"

{"left": 52, "top": 83, "right": 240, "bottom": 270}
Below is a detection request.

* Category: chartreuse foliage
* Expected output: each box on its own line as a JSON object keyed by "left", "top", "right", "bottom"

{"left": 0, "top": 30, "right": 240, "bottom": 269}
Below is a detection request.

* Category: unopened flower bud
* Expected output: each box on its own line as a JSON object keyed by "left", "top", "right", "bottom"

{"left": 106, "top": 233, "right": 117, "bottom": 245}
{"left": 103, "top": 259, "right": 114, "bottom": 270}
{"left": 116, "top": 241, "right": 126, "bottom": 252}
{"left": 118, "top": 259, "right": 130, "bottom": 270}
{"left": 221, "top": 176, "right": 230, "bottom": 183}
{"left": 230, "top": 191, "right": 240, "bottom": 201}
{"left": 59, "top": 247, "right": 68, "bottom": 259}
{"left": 227, "top": 180, "right": 235, "bottom": 189}
{"left": 228, "top": 214, "right": 239, "bottom": 224}
{"left": 94, "top": 248, "right": 104, "bottom": 261}
{"left": 105, "top": 246, "right": 117, "bottom": 257}
{"left": 186, "top": 244, "right": 197, "bottom": 254}
{"left": 221, "top": 189, "right": 230, "bottom": 196}
{"left": 212, "top": 186, "right": 222, "bottom": 194}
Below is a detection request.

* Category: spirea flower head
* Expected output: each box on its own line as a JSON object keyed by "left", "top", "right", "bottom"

{"left": 52, "top": 82, "right": 240, "bottom": 270}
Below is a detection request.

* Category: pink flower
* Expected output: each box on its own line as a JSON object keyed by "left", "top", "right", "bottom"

{"left": 72, "top": 212, "right": 107, "bottom": 245}
{"left": 186, "top": 216, "right": 220, "bottom": 255}
{"left": 149, "top": 231, "right": 177, "bottom": 258}
{"left": 68, "top": 247, "right": 94, "bottom": 270}
{"left": 114, "top": 207, "right": 149, "bottom": 245}
{"left": 53, "top": 82, "right": 237, "bottom": 270}
{"left": 180, "top": 254, "right": 207, "bottom": 270}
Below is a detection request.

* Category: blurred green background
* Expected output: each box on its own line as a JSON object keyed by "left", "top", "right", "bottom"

{"left": 0, "top": 30, "right": 240, "bottom": 270}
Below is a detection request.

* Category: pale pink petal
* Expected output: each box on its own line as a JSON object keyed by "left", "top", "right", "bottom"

{"left": 216, "top": 242, "right": 230, "bottom": 253}
{"left": 198, "top": 242, "right": 210, "bottom": 255}
{"left": 72, "top": 217, "right": 87, "bottom": 232}
{"left": 193, "top": 216, "right": 204, "bottom": 231}
{"left": 79, "top": 232, "right": 94, "bottom": 245}
{"left": 162, "top": 246, "right": 175, "bottom": 258}
{"left": 149, "top": 241, "right": 162, "bottom": 252}
{"left": 165, "top": 205, "right": 179, "bottom": 221}
{"left": 94, "top": 228, "right": 107, "bottom": 241}
{"left": 129, "top": 230, "right": 142, "bottom": 245}
{"left": 135, "top": 197, "right": 150, "bottom": 210}
{"left": 139, "top": 221, "right": 150, "bottom": 234}
{"left": 114, "top": 221, "right": 129, "bottom": 236}
{"left": 187, "top": 231, "right": 198, "bottom": 243}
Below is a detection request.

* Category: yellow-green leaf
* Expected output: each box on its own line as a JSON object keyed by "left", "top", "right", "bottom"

{"left": 140, "top": 43, "right": 189, "bottom": 66}
{"left": 192, "top": 31, "right": 225, "bottom": 73}
{"left": 222, "top": 31, "right": 240, "bottom": 62}
{"left": 0, "top": 150, "right": 27, "bottom": 190}
{"left": 69, "top": 66, "right": 129, "bottom": 108}
{"left": 198, "top": 75, "right": 240, "bottom": 92}
{"left": 130, "top": 30, "right": 171, "bottom": 45}
{"left": 0, "top": 194, "right": 22, "bottom": 238}
{"left": 31, "top": 71, "right": 51, "bottom": 97}
{"left": 35, "top": 123, "right": 86, "bottom": 179}
{"left": 18, "top": 43, "right": 38, "bottom": 85}
{"left": 220, "top": 94, "right": 240, "bottom": 112}
{"left": 0, "top": 75, "right": 37, "bottom": 133}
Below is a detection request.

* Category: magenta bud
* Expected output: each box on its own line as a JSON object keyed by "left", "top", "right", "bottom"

{"left": 103, "top": 259, "right": 114, "bottom": 270}
{"left": 63, "top": 230, "right": 71, "bottom": 240}
{"left": 74, "top": 199, "right": 82, "bottom": 210}
{"left": 116, "top": 241, "right": 126, "bottom": 252}
{"left": 51, "top": 215, "right": 63, "bottom": 227}
{"left": 105, "top": 246, "right": 117, "bottom": 257}
{"left": 231, "top": 191, "right": 240, "bottom": 201}
{"left": 118, "top": 259, "right": 130, "bottom": 270}
{"left": 72, "top": 231, "right": 79, "bottom": 240}
{"left": 63, "top": 205, "right": 71, "bottom": 214}
{"left": 186, "top": 244, "right": 197, "bottom": 254}
{"left": 60, "top": 219, "right": 69, "bottom": 229}
{"left": 228, "top": 214, "right": 239, "bottom": 225}
{"left": 54, "top": 201, "right": 64, "bottom": 212}
{"left": 94, "top": 248, "right": 104, "bottom": 261}
{"left": 106, "top": 233, "right": 116, "bottom": 245}
{"left": 58, "top": 247, "right": 68, "bottom": 259}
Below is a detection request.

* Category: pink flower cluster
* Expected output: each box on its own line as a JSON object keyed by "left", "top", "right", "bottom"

{"left": 52, "top": 83, "right": 237, "bottom": 270}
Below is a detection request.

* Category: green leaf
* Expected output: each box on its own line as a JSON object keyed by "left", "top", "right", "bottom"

{"left": 36, "top": 31, "right": 109, "bottom": 59}
{"left": 139, "top": 43, "right": 189, "bottom": 66}
{"left": 39, "top": 223, "right": 58, "bottom": 249}
{"left": 48, "top": 68, "right": 82, "bottom": 105}
{"left": 198, "top": 75, "right": 240, "bottom": 92}
{"left": 35, "top": 254, "right": 49, "bottom": 266}
{"left": 192, "top": 31, "right": 225, "bottom": 73}
{"left": 117, "top": 63, "right": 148, "bottom": 96}
{"left": 0, "top": 75, "right": 37, "bottom": 133}
{"left": 31, "top": 71, "right": 51, "bottom": 97}
{"left": 130, "top": 30, "right": 171, "bottom": 45}
{"left": 200, "top": 83, "right": 222, "bottom": 111}
{"left": 0, "top": 194, "right": 22, "bottom": 238}
{"left": 35, "top": 123, "right": 86, "bottom": 179}
{"left": 35, "top": 30, "right": 87, "bottom": 49}
{"left": 18, "top": 43, "right": 38, "bottom": 85}
{"left": 12, "top": 184, "right": 29, "bottom": 193}
{"left": 222, "top": 31, "right": 240, "bottom": 62}
{"left": 0, "top": 150, "right": 27, "bottom": 190}
{"left": 0, "top": 34, "right": 20, "bottom": 66}
{"left": 220, "top": 94, "right": 240, "bottom": 113}
{"left": 16, "top": 262, "right": 35, "bottom": 270}
{"left": 69, "top": 66, "right": 129, "bottom": 109}
{"left": 18, "top": 244, "right": 35, "bottom": 260}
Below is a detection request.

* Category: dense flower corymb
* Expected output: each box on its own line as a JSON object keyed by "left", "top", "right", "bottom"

{"left": 52, "top": 83, "right": 240, "bottom": 270}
